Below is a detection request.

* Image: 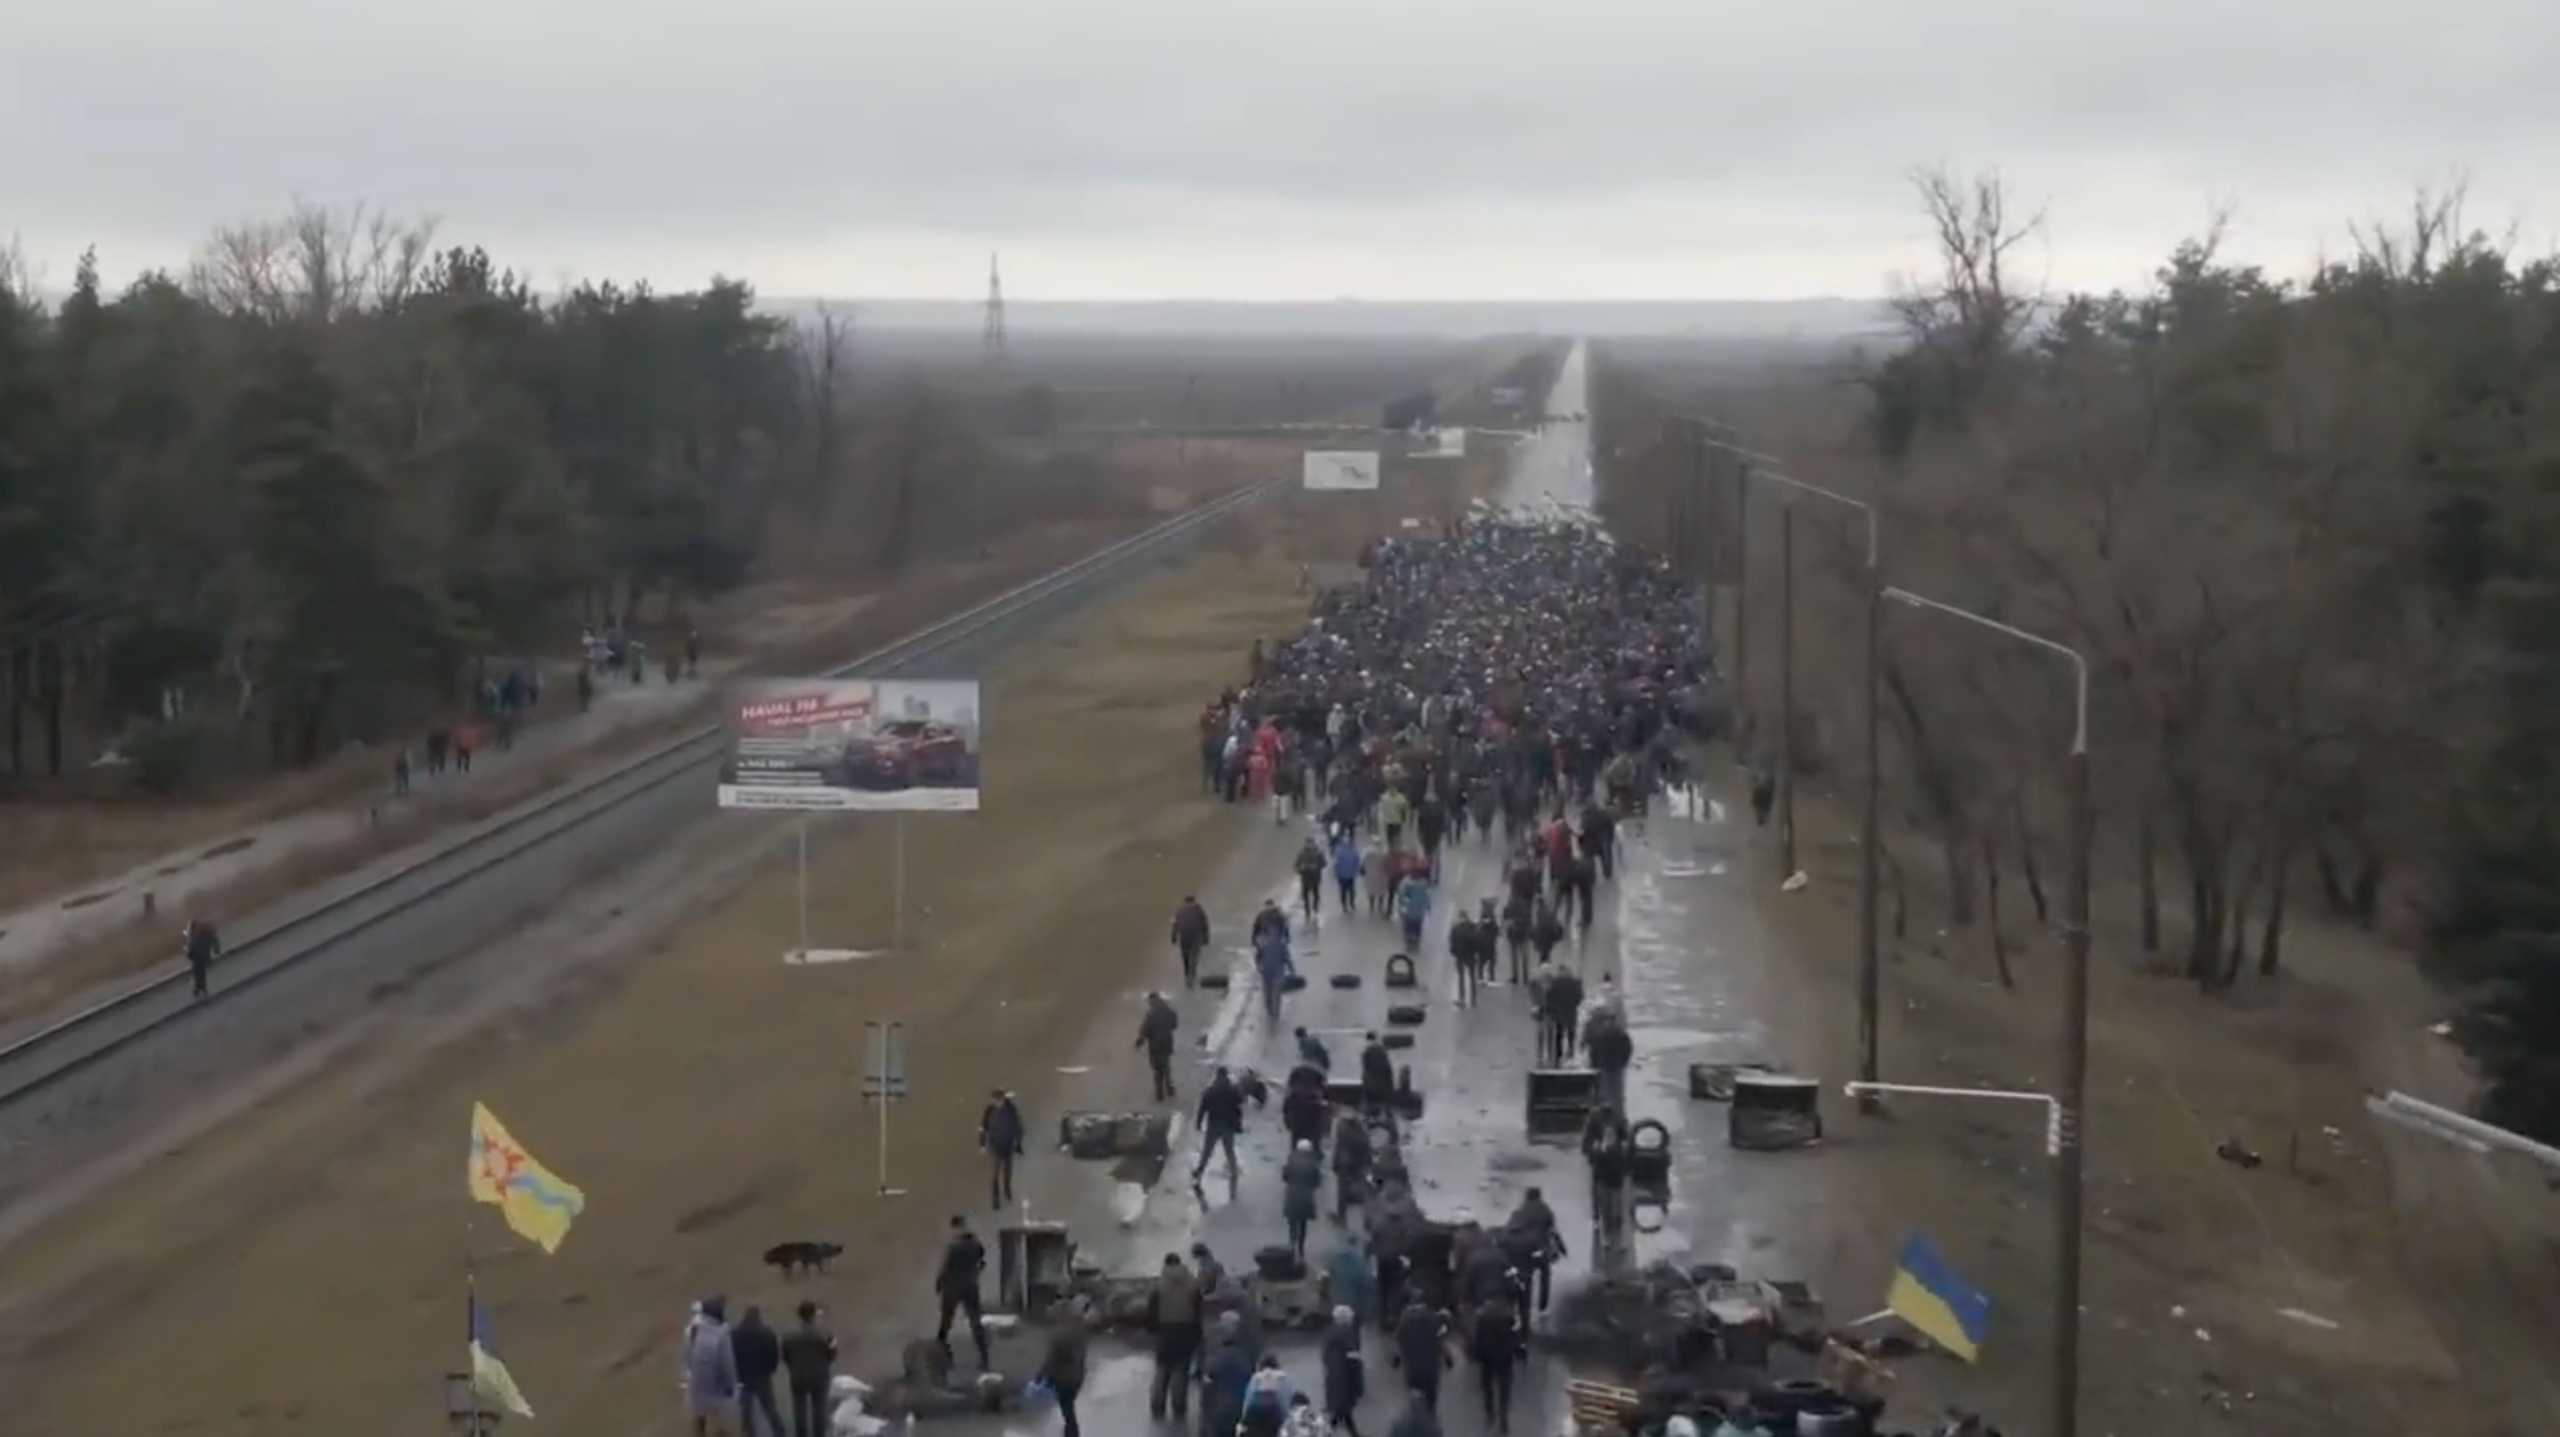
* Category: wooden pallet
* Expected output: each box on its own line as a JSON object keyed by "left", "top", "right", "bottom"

{"left": 1564, "top": 1376, "right": 1641, "bottom": 1433}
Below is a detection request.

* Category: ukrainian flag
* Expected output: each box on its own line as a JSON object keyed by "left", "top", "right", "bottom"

{"left": 468, "top": 1103, "right": 587, "bottom": 1255}
{"left": 1886, "top": 1232, "right": 1991, "bottom": 1363}
{"left": 468, "top": 1295, "right": 537, "bottom": 1420}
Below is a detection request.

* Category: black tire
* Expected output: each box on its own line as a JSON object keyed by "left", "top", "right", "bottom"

{"left": 1329, "top": 974, "right": 1362, "bottom": 989}
{"left": 1386, "top": 1005, "right": 1426, "bottom": 1027}
{"left": 1382, "top": 1032, "right": 1415, "bottom": 1051}
{"left": 1200, "top": 973, "right": 1231, "bottom": 990}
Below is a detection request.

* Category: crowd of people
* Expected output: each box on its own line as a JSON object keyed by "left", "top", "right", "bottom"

{"left": 1110, "top": 516, "right": 1716, "bottom": 1435}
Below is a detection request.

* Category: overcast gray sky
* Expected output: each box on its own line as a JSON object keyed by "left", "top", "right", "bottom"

{"left": 7, "top": 0, "right": 2555, "bottom": 302}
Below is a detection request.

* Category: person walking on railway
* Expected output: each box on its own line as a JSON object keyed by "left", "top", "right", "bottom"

{"left": 979, "top": 1088, "right": 1024, "bottom": 1210}
{"left": 1193, "top": 1066, "right": 1246, "bottom": 1184}
{"left": 1148, "top": 1251, "right": 1204, "bottom": 1422}
{"left": 1295, "top": 835, "right": 1327, "bottom": 925}
{"left": 933, "top": 1215, "right": 992, "bottom": 1370}
{"left": 1171, "top": 895, "right": 1211, "bottom": 989}
{"left": 780, "top": 1301, "right": 837, "bottom": 1437}
{"left": 731, "top": 1303, "right": 784, "bottom": 1437}
{"left": 183, "top": 916, "right": 223, "bottom": 999}
{"left": 1138, "top": 991, "right": 1180, "bottom": 1101}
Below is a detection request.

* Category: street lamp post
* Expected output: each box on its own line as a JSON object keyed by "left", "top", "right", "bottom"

{"left": 1880, "top": 585, "right": 2090, "bottom": 1437}
{"left": 1694, "top": 435, "right": 1885, "bottom": 1100}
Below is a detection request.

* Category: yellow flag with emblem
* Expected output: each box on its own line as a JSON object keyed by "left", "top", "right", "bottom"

{"left": 468, "top": 1102, "right": 587, "bottom": 1255}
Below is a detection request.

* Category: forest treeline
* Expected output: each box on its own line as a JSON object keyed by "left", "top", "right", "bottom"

{"left": 1601, "top": 176, "right": 2559, "bottom": 1139}
{"left": 0, "top": 207, "right": 1110, "bottom": 786}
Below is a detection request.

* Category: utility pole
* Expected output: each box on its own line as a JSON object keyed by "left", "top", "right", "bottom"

{"left": 1779, "top": 505, "right": 1797, "bottom": 876}
{"left": 1732, "top": 456, "right": 1750, "bottom": 735}
{"left": 1882, "top": 586, "right": 2089, "bottom": 1437}
{"left": 1858, "top": 556, "right": 1882, "bottom": 1106}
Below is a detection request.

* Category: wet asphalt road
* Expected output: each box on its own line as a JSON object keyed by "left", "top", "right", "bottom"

{"left": 906, "top": 346, "right": 1865, "bottom": 1436}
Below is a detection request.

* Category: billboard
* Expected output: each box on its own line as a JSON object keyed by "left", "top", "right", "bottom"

{"left": 718, "top": 678, "right": 981, "bottom": 811}
{"left": 1303, "top": 450, "right": 1381, "bottom": 491}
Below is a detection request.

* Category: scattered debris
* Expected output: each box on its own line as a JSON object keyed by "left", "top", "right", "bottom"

{"left": 2275, "top": 1307, "right": 2341, "bottom": 1331}
{"left": 2214, "top": 1138, "right": 2263, "bottom": 1170}
{"left": 1780, "top": 871, "right": 1810, "bottom": 892}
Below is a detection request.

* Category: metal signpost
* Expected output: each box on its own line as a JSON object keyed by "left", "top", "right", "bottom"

{"left": 863, "top": 1021, "right": 909, "bottom": 1197}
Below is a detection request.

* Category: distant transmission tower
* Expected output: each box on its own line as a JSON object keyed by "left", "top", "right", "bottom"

{"left": 981, "top": 252, "right": 1008, "bottom": 363}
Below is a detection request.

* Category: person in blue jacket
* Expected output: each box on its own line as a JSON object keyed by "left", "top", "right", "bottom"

{"left": 1396, "top": 869, "right": 1434, "bottom": 952}
{"left": 1331, "top": 829, "right": 1362, "bottom": 914}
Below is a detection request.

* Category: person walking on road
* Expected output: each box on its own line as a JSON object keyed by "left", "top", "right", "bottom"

{"left": 1543, "top": 963, "right": 1585, "bottom": 1066}
{"left": 1256, "top": 925, "right": 1296, "bottom": 1028}
{"left": 1500, "top": 890, "right": 1532, "bottom": 985}
{"left": 779, "top": 1301, "right": 836, "bottom": 1437}
{"left": 1446, "top": 910, "right": 1480, "bottom": 1007}
{"left": 1502, "top": 1188, "right": 1560, "bottom": 1316}
{"left": 978, "top": 1089, "right": 1024, "bottom": 1209}
{"left": 1359, "top": 1033, "right": 1398, "bottom": 1138}
{"left": 1362, "top": 843, "right": 1391, "bottom": 918}
{"left": 1322, "top": 1304, "right": 1367, "bottom": 1436}
{"left": 1295, "top": 1025, "right": 1333, "bottom": 1074}
{"left": 1581, "top": 1107, "right": 1632, "bottom": 1246}
{"left": 1283, "top": 1137, "right": 1324, "bottom": 1263}
{"left": 1531, "top": 896, "right": 1566, "bottom": 968}
{"left": 1331, "top": 1111, "right": 1372, "bottom": 1221}
{"left": 183, "top": 916, "right": 223, "bottom": 999}
{"left": 1295, "top": 835, "right": 1327, "bottom": 925}
{"left": 1147, "top": 1252, "right": 1204, "bottom": 1422}
{"left": 1390, "top": 1299, "right": 1451, "bottom": 1415}
{"left": 393, "top": 745, "right": 412, "bottom": 797}
{"left": 1038, "top": 1306, "right": 1091, "bottom": 1437}
{"left": 1252, "top": 897, "right": 1291, "bottom": 947}
{"left": 1568, "top": 850, "right": 1598, "bottom": 937}
{"left": 1171, "top": 895, "right": 1211, "bottom": 989}
{"left": 1199, "top": 1311, "right": 1258, "bottom": 1437}
{"left": 1580, "top": 801, "right": 1618, "bottom": 882}
{"left": 1331, "top": 830, "right": 1361, "bottom": 914}
{"left": 1395, "top": 867, "right": 1433, "bottom": 953}
{"left": 1586, "top": 1004, "right": 1634, "bottom": 1114}
{"left": 1138, "top": 992, "right": 1180, "bottom": 1101}
{"left": 1193, "top": 1067, "right": 1246, "bottom": 1184}
{"left": 731, "top": 1304, "right": 784, "bottom": 1437}
{"left": 933, "top": 1215, "right": 991, "bottom": 1370}
{"left": 1468, "top": 1289, "right": 1522, "bottom": 1433}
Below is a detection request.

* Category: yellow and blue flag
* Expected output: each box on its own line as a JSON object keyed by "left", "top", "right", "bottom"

{"left": 1886, "top": 1232, "right": 1991, "bottom": 1362}
{"left": 468, "top": 1102, "right": 587, "bottom": 1255}
{"left": 468, "top": 1295, "right": 537, "bottom": 1420}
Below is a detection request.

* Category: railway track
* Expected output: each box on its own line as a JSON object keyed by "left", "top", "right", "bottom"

{"left": 0, "top": 481, "right": 1278, "bottom": 1113}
